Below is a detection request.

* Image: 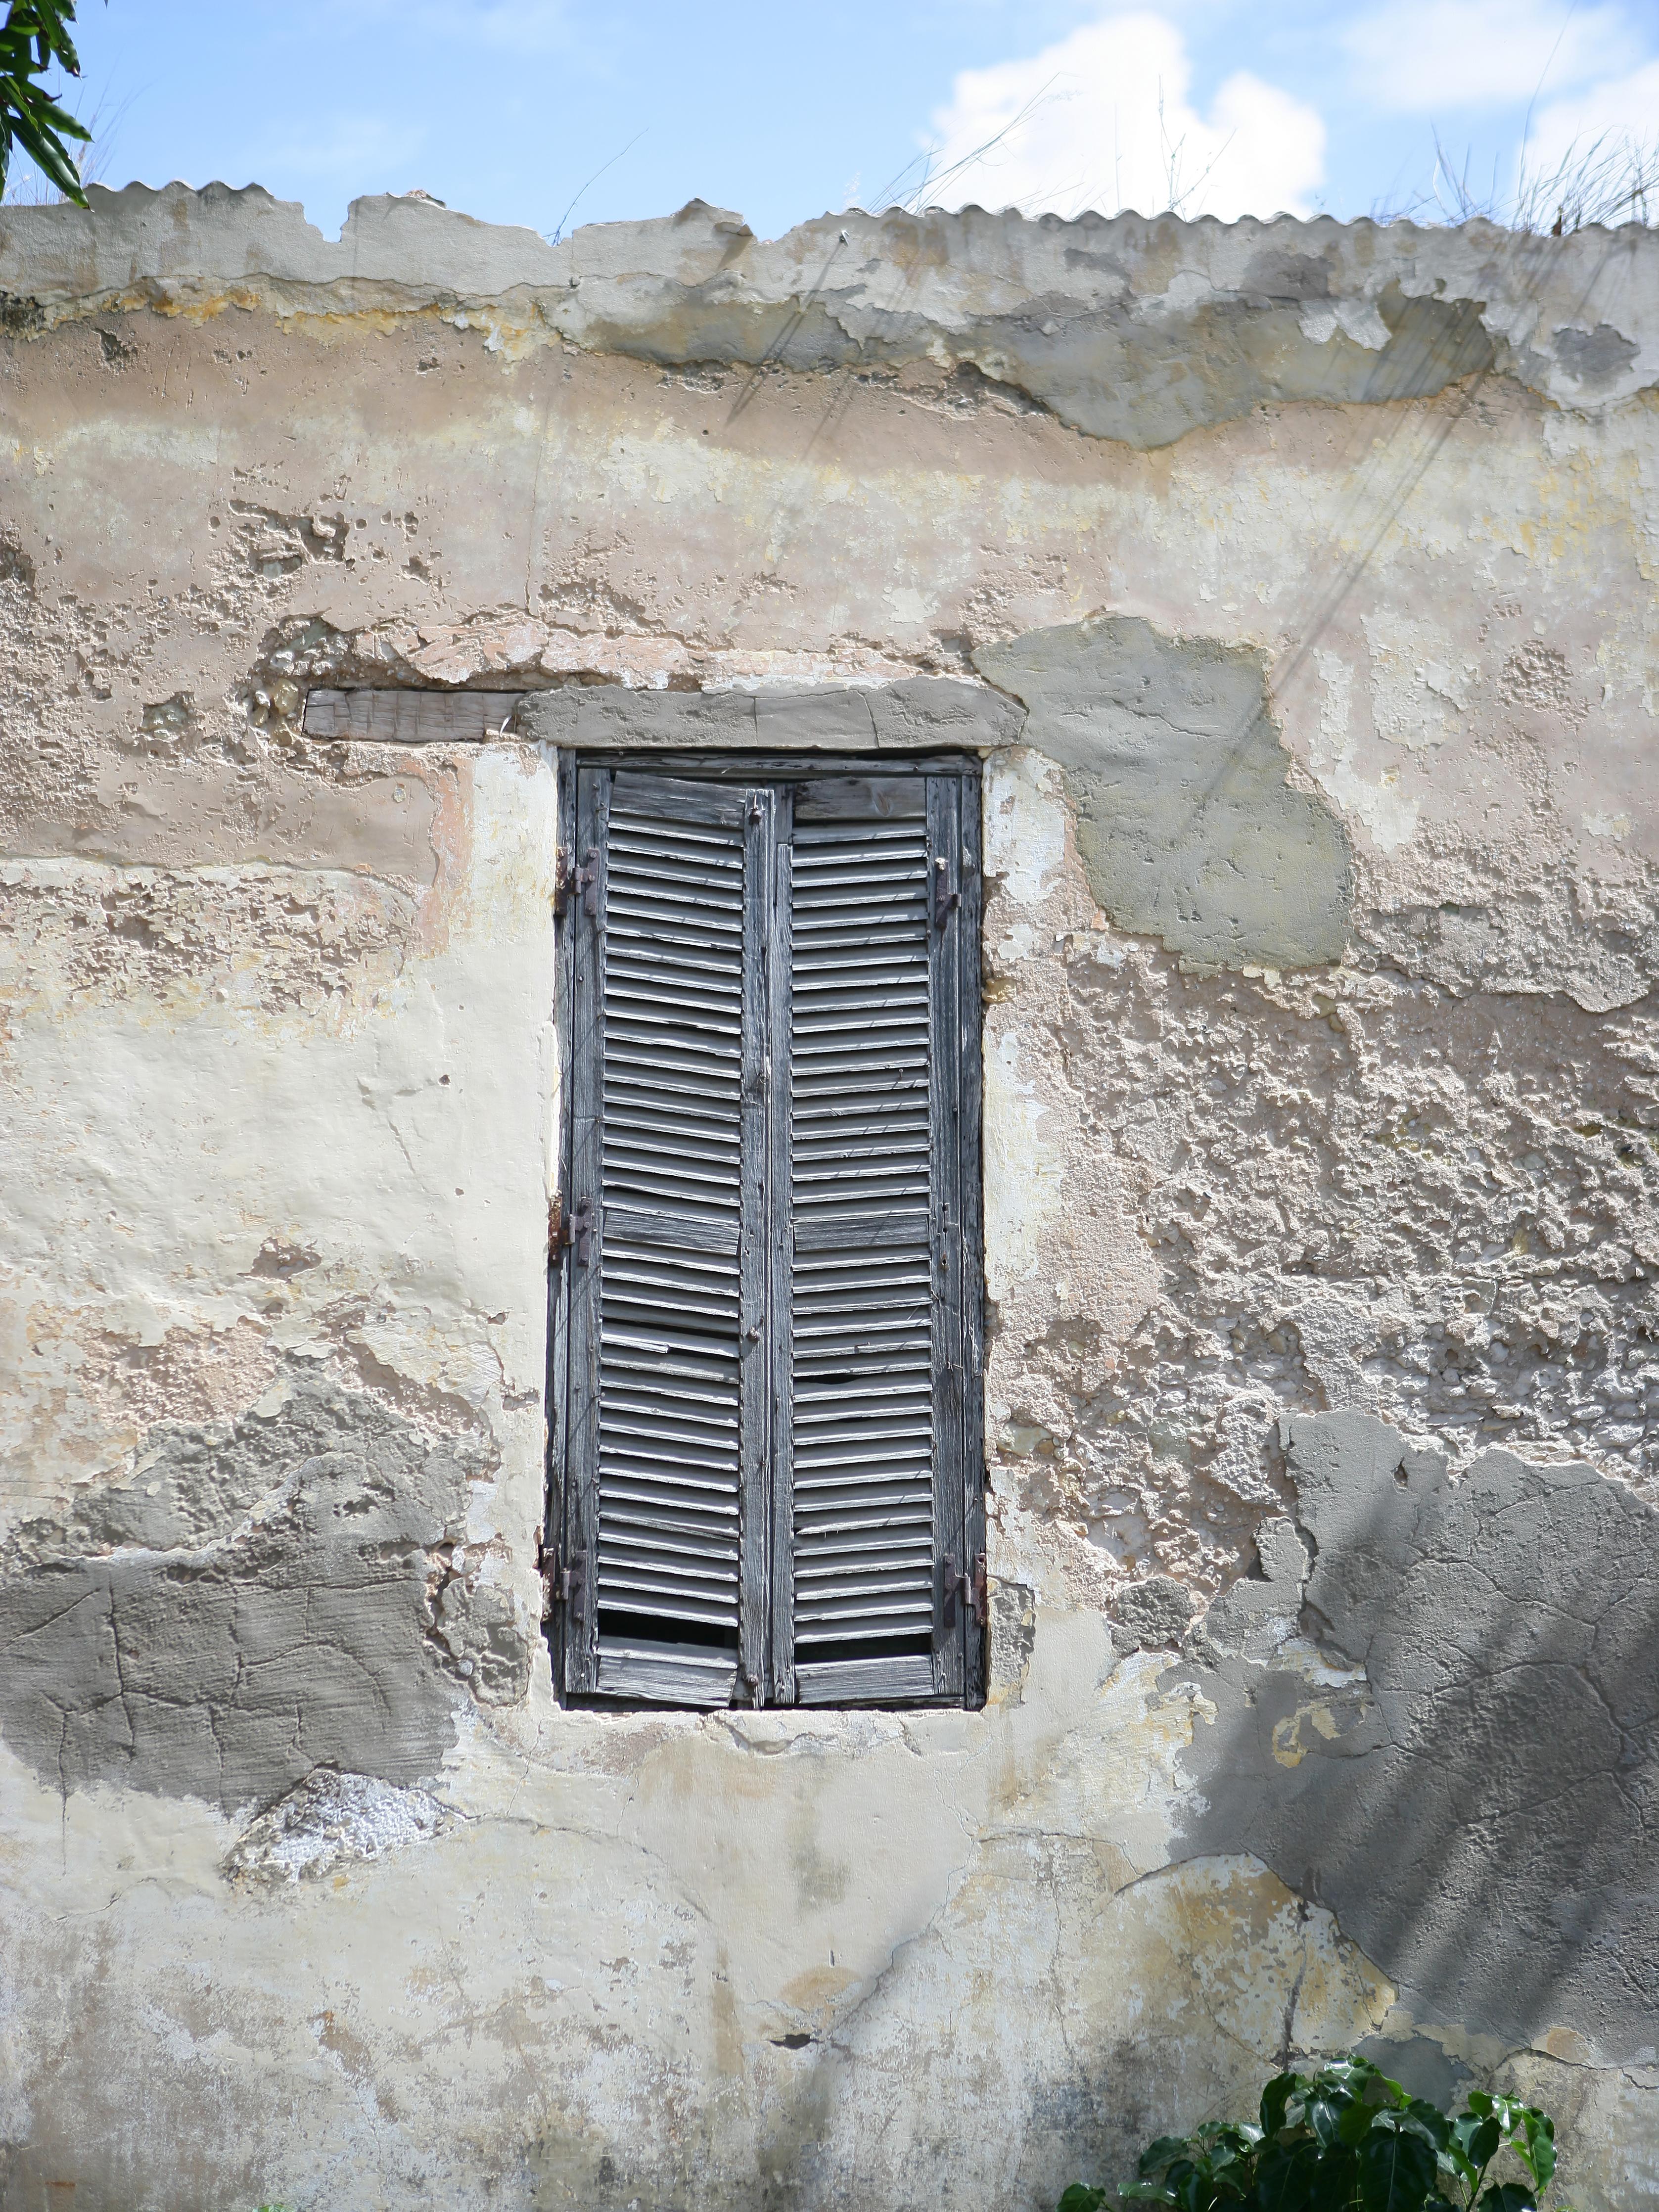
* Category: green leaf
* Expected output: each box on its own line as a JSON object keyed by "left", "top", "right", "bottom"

{"left": 1476, "top": 2186, "right": 1535, "bottom": 2212}
{"left": 1142, "top": 2139, "right": 1195, "bottom": 2178}
{"left": 0, "top": 0, "right": 95, "bottom": 207}
{"left": 1456, "top": 2117, "right": 1501, "bottom": 2171}
{"left": 1404, "top": 2103, "right": 1451, "bottom": 2154}
{"left": 1307, "top": 2096, "right": 1354, "bottom": 2150}
{"left": 1465, "top": 2096, "right": 1494, "bottom": 2120}
{"left": 1252, "top": 2140, "right": 1321, "bottom": 2212}
{"left": 1324, "top": 2060, "right": 1377, "bottom": 2087}
{"left": 1440, "top": 2146, "right": 1478, "bottom": 2191}
{"left": 1168, "top": 2157, "right": 1212, "bottom": 2212}
{"left": 1358, "top": 2125, "right": 1438, "bottom": 2212}
{"left": 1520, "top": 2116, "right": 1556, "bottom": 2194}
{"left": 1058, "top": 2186, "right": 1107, "bottom": 2212}
{"left": 1121, "top": 2186, "right": 1178, "bottom": 2204}
{"left": 1305, "top": 2143, "right": 1360, "bottom": 2212}
{"left": 1261, "top": 2074, "right": 1302, "bottom": 2139}
{"left": 1336, "top": 2104, "right": 1378, "bottom": 2149}
{"left": 1203, "top": 2125, "right": 1263, "bottom": 2169}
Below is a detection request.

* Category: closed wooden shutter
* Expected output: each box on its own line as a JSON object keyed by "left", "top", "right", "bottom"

{"left": 779, "top": 777, "right": 954, "bottom": 1703}
{"left": 555, "top": 757, "right": 981, "bottom": 1708}
{"left": 560, "top": 768, "right": 772, "bottom": 1705}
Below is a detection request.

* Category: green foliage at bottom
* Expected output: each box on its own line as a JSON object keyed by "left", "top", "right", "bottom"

{"left": 1059, "top": 2055, "right": 1564, "bottom": 2212}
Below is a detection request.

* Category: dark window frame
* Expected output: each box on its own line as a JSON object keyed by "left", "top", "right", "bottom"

{"left": 545, "top": 748, "right": 986, "bottom": 1710}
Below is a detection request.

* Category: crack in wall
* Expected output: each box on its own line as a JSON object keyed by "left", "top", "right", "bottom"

{"left": 0, "top": 1377, "right": 525, "bottom": 1810}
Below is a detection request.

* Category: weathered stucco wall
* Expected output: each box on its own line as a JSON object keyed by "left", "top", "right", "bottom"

{"left": 1, "top": 183, "right": 1657, "bottom": 2211}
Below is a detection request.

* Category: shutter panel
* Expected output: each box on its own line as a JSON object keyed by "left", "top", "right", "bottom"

{"left": 779, "top": 773, "right": 969, "bottom": 1705}
{"left": 562, "top": 767, "right": 765, "bottom": 1705}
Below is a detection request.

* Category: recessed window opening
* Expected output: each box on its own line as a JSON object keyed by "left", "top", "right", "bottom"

{"left": 547, "top": 751, "right": 986, "bottom": 1711}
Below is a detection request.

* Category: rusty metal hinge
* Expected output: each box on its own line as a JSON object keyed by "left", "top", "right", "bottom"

{"left": 576, "top": 848, "right": 600, "bottom": 918}
{"left": 943, "top": 1551, "right": 989, "bottom": 1629}
{"left": 568, "top": 1194, "right": 595, "bottom": 1264}
{"left": 558, "top": 1548, "right": 589, "bottom": 1625}
{"left": 550, "top": 1193, "right": 595, "bottom": 1267}
{"left": 553, "top": 847, "right": 600, "bottom": 919}
{"left": 537, "top": 1538, "right": 589, "bottom": 1623}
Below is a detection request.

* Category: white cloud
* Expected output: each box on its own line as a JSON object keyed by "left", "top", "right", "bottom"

{"left": 918, "top": 10, "right": 1325, "bottom": 224}
{"left": 1342, "top": 0, "right": 1640, "bottom": 114}
{"left": 1529, "top": 57, "right": 1659, "bottom": 173}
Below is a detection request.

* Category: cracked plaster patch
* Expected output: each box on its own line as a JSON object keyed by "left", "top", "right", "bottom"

{"left": 976, "top": 615, "right": 1354, "bottom": 970}
{"left": 0, "top": 1378, "right": 519, "bottom": 1811}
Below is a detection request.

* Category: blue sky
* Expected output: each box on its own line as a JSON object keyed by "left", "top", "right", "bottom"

{"left": 15, "top": 0, "right": 1659, "bottom": 238}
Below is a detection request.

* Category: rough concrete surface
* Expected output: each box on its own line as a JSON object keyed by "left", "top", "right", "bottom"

{"left": 0, "top": 183, "right": 1656, "bottom": 2210}
{"left": 1176, "top": 1412, "right": 1659, "bottom": 2062}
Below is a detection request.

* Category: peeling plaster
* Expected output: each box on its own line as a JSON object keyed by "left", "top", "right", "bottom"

{"left": 5, "top": 186, "right": 1659, "bottom": 444}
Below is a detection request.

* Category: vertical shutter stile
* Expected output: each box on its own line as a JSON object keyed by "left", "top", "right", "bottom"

{"left": 561, "top": 765, "right": 610, "bottom": 1697}
{"left": 547, "top": 747, "right": 578, "bottom": 1668}
{"left": 927, "top": 774, "right": 968, "bottom": 1700}
{"left": 765, "top": 792, "right": 797, "bottom": 1708}
{"left": 738, "top": 784, "right": 784, "bottom": 1703}
{"left": 957, "top": 775, "right": 987, "bottom": 1707}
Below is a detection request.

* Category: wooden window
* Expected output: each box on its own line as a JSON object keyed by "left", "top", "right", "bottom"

{"left": 548, "top": 754, "right": 984, "bottom": 1708}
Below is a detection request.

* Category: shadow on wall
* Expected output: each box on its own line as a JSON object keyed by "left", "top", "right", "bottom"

{"left": 1166, "top": 1410, "right": 1659, "bottom": 2067}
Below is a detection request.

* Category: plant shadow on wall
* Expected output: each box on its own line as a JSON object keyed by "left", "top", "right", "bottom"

{"left": 1151, "top": 1410, "right": 1659, "bottom": 2070}
{"left": 1060, "top": 2053, "right": 1565, "bottom": 2212}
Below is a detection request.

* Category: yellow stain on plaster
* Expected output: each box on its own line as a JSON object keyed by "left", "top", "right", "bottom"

{"left": 778, "top": 1964, "right": 861, "bottom": 2013}
{"left": 1098, "top": 1859, "right": 1396, "bottom": 2062}
{"left": 1271, "top": 1700, "right": 1346, "bottom": 1768}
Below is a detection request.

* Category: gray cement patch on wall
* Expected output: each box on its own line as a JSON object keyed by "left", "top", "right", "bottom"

{"left": 0, "top": 1379, "right": 496, "bottom": 1811}
{"left": 977, "top": 616, "right": 1353, "bottom": 968}
{"left": 1172, "top": 1411, "right": 1659, "bottom": 2061}
{"left": 515, "top": 676, "right": 1024, "bottom": 753}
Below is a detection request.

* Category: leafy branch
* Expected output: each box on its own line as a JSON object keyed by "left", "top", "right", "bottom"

{"left": 1060, "top": 2055, "right": 1563, "bottom": 2212}
{"left": 0, "top": 1, "right": 93, "bottom": 207}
